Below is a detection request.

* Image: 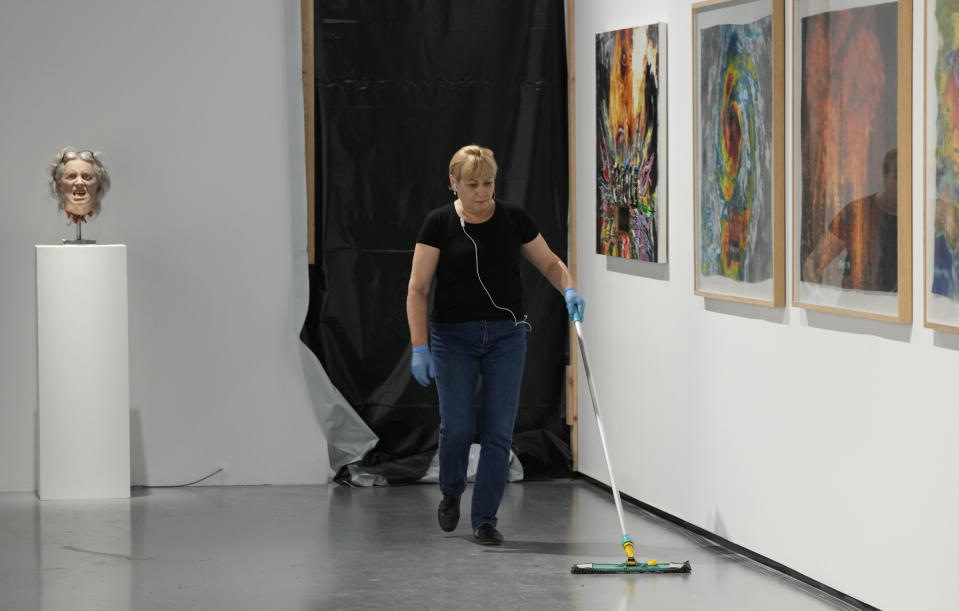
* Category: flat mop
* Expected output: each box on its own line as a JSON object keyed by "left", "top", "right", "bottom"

{"left": 569, "top": 307, "right": 691, "bottom": 575}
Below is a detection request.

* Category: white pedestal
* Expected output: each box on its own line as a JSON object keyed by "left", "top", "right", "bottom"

{"left": 36, "top": 245, "right": 130, "bottom": 500}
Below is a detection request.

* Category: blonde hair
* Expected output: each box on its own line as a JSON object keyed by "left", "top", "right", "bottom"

{"left": 448, "top": 144, "right": 498, "bottom": 182}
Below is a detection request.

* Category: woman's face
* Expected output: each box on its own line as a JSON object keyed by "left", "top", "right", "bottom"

{"left": 58, "top": 159, "right": 99, "bottom": 215}
{"left": 452, "top": 173, "right": 494, "bottom": 207}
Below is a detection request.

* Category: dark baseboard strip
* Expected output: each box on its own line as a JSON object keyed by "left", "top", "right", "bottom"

{"left": 574, "top": 473, "right": 878, "bottom": 611}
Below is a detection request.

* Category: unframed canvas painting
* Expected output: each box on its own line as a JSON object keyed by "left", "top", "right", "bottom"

{"left": 595, "top": 24, "right": 667, "bottom": 261}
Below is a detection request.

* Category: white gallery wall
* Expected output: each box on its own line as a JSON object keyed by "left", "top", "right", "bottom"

{"left": 0, "top": 1, "right": 330, "bottom": 490}
{"left": 574, "top": 1, "right": 958, "bottom": 609}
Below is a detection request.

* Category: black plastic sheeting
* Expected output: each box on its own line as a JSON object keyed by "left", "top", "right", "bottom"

{"left": 301, "top": 0, "right": 572, "bottom": 484}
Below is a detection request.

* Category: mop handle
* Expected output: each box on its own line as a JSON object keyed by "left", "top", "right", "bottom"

{"left": 572, "top": 308, "right": 629, "bottom": 539}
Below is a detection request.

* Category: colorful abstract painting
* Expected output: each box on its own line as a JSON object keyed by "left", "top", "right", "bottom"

{"left": 595, "top": 24, "right": 667, "bottom": 261}
{"left": 698, "top": 16, "right": 774, "bottom": 283}
{"left": 932, "top": 0, "right": 959, "bottom": 302}
{"left": 798, "top": 2, "right": 899, "bottom": 292}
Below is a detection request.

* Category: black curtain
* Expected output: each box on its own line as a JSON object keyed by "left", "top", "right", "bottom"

{"left": 301, "top": 0, "right": 572, "bottom": 482}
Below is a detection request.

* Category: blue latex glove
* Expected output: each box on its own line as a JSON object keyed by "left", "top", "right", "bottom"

{"left": 411, "top": 344, "right": 435, "bottom": 387}
{"left": 563, "top": 287, "right": 586, "bottom": 320}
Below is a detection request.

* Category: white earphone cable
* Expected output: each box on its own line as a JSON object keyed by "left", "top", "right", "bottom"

{"left": 460, "top": 215, "right": 531, "bottom": 331}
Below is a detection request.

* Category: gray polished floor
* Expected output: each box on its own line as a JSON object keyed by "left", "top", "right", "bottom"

{"left": 0, "top": 479, "right": 860, "bottom": 610}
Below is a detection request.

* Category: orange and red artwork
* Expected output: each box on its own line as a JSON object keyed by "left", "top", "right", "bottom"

{"left": 596, "top": 24, "right": 666, "bottom": 261}
{"left": 798, "top": 2, "right": 899, "bottom": 292}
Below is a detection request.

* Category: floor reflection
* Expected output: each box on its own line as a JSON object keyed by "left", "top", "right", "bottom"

{"left": 0, "top": 482, "right": 862, "bottom": 610}
{"left": 39, "top": 499, "right": 131, "bottom": 611}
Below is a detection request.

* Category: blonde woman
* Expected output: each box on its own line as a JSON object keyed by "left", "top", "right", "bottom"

{"left": 406, "top": 144, "right": 584, "bottom": 545}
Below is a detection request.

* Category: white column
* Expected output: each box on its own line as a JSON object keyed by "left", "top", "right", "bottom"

{"left": 36, "top": 245, "right": 130, "bottom": 500}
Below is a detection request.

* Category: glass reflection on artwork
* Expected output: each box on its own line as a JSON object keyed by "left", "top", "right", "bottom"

{"left": 798, "top": 2, "right": 899, "bottom": 293}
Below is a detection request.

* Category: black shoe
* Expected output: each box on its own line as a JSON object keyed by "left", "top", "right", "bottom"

{"left": 437, "top": 494, "right": 460, "bottom": 532}
{"left": 472, "top": 523, "right": 503, "bottom": 545}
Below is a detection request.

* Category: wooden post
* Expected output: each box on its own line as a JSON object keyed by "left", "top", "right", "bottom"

{"left": 302, "top": 0, "right": 316, "bottom": 265}
{"left": 565, "top": 0, "right": 579, "bottom": 471}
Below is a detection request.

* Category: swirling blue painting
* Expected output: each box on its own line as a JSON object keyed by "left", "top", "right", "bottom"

{"left": 699, "top": 16, "right": 774, "bottom": 282}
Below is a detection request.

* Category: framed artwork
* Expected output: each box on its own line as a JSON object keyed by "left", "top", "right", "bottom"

{"left": 595, "top": 23, "right": 668, "bottom": 261}
{"left": 924, "top": 0, "right": 959, "bottom": 332}
{"left": 792, "top": 0, "right": 912, "bottom": 322}
{"left": 692, "top": 0, "right": 785, "bottom": 306}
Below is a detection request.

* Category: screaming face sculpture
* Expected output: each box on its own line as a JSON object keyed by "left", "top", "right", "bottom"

{"left": 59, "top": 158, "right": 99, "bottom": 222}
{"left": 46, "top": 148, "right": 111, "bottom": 242}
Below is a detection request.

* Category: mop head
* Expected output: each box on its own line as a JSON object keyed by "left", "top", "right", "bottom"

{"left": 570, "top": 536, "right": 691, "bottom": 574}
{"left": 571, "top": 560, "right": 692, "bottom": 575}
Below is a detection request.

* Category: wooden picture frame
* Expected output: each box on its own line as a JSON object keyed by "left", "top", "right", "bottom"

{"left": 924, "top": 0, "right": 959, "bottom": 333}
{"left": 302, "top": 0, "right": 315, "bottom": 265}
{"left": 692, "top": 0, "right": 785, "bottom": 306}
{"left": 791, "top": 0, "right": 912, "bottom": 322}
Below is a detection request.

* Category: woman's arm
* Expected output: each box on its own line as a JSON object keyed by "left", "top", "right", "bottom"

{"left": 407, "top": 243, "right": 440, "bottom": 346}
{"left": 521, "top": 234, "right": 573, "bottom": 292}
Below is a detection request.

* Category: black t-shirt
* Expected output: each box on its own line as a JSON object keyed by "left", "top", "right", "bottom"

{"left": 416, "top": 202, "right": 539, "bottom": 322}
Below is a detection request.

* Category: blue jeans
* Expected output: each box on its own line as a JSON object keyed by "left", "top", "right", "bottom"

{"left": 430, "top": 320, "right": 527, "bottom": 530}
